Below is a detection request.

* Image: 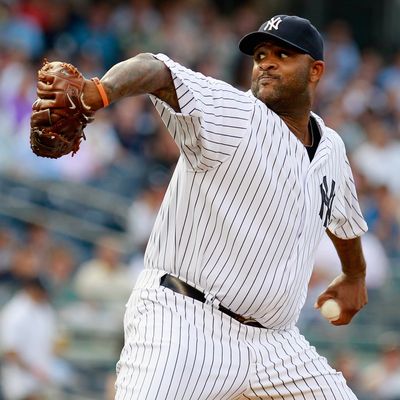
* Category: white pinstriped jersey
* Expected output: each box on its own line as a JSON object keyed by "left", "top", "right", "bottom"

{"left": 146, "top": 53, "right": 367, "bottom": 330}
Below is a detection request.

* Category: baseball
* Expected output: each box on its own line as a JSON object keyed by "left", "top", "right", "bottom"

{"left": 320, "top": 299, "right": 341, "bottom": 322}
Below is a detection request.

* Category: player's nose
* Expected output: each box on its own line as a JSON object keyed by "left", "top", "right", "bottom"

{"left": 258, "top": 57, "right": 277, "bottom": 71}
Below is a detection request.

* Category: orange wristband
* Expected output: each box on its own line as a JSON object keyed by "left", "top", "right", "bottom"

{"left": 91, "top": 77, "right": 109, "bottom": 108}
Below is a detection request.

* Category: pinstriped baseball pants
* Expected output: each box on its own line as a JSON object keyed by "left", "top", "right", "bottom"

{"left": 115, "top": 270, "right": 357, "bottom": 399}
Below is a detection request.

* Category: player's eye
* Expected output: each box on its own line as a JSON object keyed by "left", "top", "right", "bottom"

{"left": 255, "top": 52, "right": 266, "bottom": 62}
{"left": 279, "top": 52, "right": 288, "bottom": 59}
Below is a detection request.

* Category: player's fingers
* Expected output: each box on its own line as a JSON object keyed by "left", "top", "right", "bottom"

{"left": 31, "top": 109, "right": 53, "bottom": 127}
{"left": 33, "top": 98, "right": 58, "bottom": 110}
{"left": 314, "top": 294, "right": 335, "bottom": 309}
{"left": 38, "top": 71, "right": 55, "bottom": 85}
{"left": 37, "top": 82, "right": 61, "bottom": 101}
{"left": 32, "top": 99, "right": 39, "bottom": 110}
{"left": 329, "top": 309, "right": 354, "bottom": 326}
{"left": 37, "top": 87, "right": 56, "bottom": 100}
{"left": 37, "top": 80, "right": 54, "bottom": 91}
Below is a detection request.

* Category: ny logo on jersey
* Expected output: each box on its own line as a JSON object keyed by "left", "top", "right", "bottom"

{"left": 319, "top": 176, "right": 336, "bottom": 228}
{"left": 264, "top": 16, "right": 283, "bottom": 31}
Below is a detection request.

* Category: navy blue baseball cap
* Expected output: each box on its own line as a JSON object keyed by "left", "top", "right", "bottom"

{"left": 239, "top": 15, "right": 324, "bottom": 61}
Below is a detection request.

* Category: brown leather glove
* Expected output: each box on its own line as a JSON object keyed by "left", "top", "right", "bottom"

{"left": 30, "top": 61, "right": 95, "bottom": 159}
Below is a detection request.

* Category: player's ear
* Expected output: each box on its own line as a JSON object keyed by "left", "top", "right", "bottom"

{"left": 310, "top": 60, "right": 324, "bottom": 83}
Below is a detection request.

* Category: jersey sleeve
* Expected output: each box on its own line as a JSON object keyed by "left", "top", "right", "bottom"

{"left": 328, "top": 148, "right": 368, "bottom": 239}
{"left": 149, "top": 53, "right": 255, "bottom": 171}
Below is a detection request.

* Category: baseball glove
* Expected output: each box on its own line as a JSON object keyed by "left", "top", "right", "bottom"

{"left": 30, "top": 61, "right": 94, "bottom": 159}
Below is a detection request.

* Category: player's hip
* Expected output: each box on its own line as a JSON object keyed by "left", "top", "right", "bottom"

{"left": 129, "top": 268, "right": 304, "bottom": 330}
{"left": 127, "top": 269, "right": 291, "bottom": 340}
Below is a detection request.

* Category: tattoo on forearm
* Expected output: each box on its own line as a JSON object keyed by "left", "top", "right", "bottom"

{"left": 101, "top": 54, "right": 180, "bottom": 111}
{"left": 153, "top": 83, "right": 180, "bottom": 112}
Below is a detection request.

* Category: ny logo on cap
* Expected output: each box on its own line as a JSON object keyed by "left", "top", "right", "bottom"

{"left": 264, "top": 16, "right": 283, "bottom": 31}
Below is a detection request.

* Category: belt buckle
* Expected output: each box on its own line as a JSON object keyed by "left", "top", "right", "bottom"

{"left": 205, "top": 293, "right": 220, "bottom": 309}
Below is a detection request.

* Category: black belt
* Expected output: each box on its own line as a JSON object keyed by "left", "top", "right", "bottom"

{"left": 160, "top": 274, "right": 264, "bottom": 328}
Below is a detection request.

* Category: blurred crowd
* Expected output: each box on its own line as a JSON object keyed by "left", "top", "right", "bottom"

{"left": 0, "top": 0, "right": 400, "bottom": 399}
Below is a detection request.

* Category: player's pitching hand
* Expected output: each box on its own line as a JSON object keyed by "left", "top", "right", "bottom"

{"left": 314, "top": 273, "right": 368, "bottom": 326}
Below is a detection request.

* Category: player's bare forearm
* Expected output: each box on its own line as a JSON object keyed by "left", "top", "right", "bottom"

{"left": 315, "top": 230, "right": 367, "bottom": 325}
{"left": 326, "top": 229, "right": 366, "bottom": 279}
{"left": 85, "top": 53, "right": 180, "bottom": 112}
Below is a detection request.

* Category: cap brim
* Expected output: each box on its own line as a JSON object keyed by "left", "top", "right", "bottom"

{"left": 239, "top": 31, "right": 309, "bottom": 56}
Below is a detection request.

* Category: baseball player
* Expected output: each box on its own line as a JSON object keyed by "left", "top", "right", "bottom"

{"left": 33, "top": 15, "right": 368, "bottom": 400}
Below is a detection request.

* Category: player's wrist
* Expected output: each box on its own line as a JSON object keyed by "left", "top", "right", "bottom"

{"left": 83, "top": 79, "right": 109, "bottom": 112}
{"left": 342, "top": 265, "right": 366, "bottom": 281}
{"left": 91, "top": 77, "right": 110, "bottom": 108}
{"left": 343, "top": 273, "right": 366, "bottom": 283}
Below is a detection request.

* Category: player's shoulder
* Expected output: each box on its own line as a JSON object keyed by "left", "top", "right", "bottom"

{"left": 153, "top": 53, "right": 251, "bottom": 98}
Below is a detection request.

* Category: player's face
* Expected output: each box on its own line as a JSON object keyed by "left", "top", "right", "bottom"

{"left": 251, "top": 41, "right": 315, "bottom": 113}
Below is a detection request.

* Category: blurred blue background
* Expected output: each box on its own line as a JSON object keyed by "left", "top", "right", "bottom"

{"left": 0, "top": 0, "right": 400, "bottom": 399}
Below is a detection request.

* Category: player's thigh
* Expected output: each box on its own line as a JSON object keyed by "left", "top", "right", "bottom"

{"left": 115, "top": 289, "right": 250, "bottom": 400}
{"left": 248, "top": 371, "right": 356, "bottom": 400}
{"left": 247, "top": 328, "right": 357, "bottom": 400}
{"left": 291, "top": 331, "right": 357, "bottom": 400}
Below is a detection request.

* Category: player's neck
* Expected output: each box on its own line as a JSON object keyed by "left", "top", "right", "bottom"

{"left": 280, "top": 112, "right": 313, "bottom": 146}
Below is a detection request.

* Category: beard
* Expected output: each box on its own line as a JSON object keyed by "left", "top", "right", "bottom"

{"left": 251, "top": 68, "right": 311, "bottom": 114}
